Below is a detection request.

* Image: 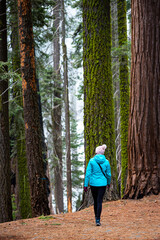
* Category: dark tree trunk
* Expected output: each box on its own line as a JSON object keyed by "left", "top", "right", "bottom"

{"left": 124, "top": 0, "right": 160, "bottom": 199}
{"left": 17, "top": 0, "right": 50, "bottom": 216}
{"left": 52, "top": 0, "right": 64, "bottom": 214}
{"left": 0, "top": 0, "right": 13, "bottom": 223}
{"left": 10, "top": 0, "right": 32, "bottom": 219}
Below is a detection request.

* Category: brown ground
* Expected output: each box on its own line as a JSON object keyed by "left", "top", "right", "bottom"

{"left": 0, "top": 194, "right": 160, "bottom": 240}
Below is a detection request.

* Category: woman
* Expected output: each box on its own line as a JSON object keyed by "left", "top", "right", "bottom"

{"left": 84, "top": 144, "right": 111, "bottom": 226}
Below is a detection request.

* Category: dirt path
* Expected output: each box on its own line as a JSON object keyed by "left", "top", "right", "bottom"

{"left": 0, "top": 194, "right": 160, "bottom": 240}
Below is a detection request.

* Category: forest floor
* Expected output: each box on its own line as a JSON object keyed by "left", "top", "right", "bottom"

{"left": 0, "top": 194, "right": 160, "bottom": 240}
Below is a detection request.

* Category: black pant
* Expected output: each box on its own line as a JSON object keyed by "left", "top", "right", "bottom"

{"left": 90, "top": 186, "right": 106, "bottom": 220}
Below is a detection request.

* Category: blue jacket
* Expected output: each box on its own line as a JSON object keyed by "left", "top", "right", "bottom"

{"left": 84, "top": 154, "right": 111, "bottom": 187}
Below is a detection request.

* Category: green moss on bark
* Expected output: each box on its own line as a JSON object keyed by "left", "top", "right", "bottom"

{"left": 117, "top": 0, "right": 129, "bottom": 197}
{"left": 10, "top": 0, "right": 32, "bottom": 217}
{"left": 17, "top": 133, "right": 32, "bottom": 218}
{"left": 83, "top": 0, "right": 118, "bottom": 191}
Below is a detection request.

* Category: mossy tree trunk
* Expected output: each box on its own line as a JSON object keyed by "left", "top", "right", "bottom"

{"left": 111, "top": 0, "right": 121, "bottom": 193}
{"left": 10, "top": 0, "right": 32, "bottom": 219}
{"left": 0, "top": 0, "right": 13, "bottom": 223}
{"left": 17, "top": 0, "right": 50, "bottom": 216}
{"left": 83, "top": 0, "right": 118, "bottom": 203}
{"left": 124, "top": 0, "right": 160, "bottom": 199}
{"left": 117, "top": 0, "right": 129, "bottom": 197}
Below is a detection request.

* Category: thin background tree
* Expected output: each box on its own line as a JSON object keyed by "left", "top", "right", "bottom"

{"left": 61, "top": 0, "right": 72, "bottom": 213}
{"left": 0, "top": 0, "right": 13, "bottom": 223}
{"left": 52, "top": 0, "right": 64, "bottom": 214}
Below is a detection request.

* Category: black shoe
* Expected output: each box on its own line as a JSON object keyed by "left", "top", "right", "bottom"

{"left": 96, "top": 219, "right": 101, "bottom": 226}
{"left": 96, "top": 222, "right": 101, "bottom": 226}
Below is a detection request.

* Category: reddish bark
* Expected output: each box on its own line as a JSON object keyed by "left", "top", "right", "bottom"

{"left": 17, "top": 0, "right": 50, "bottom": 216}
{"left": 124, "top": 0, "right": 160, "bottom": 199}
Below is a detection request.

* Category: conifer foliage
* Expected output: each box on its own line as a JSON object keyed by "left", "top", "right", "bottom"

{"left": 1, "top": 0, "right": 160, "bottom": 222}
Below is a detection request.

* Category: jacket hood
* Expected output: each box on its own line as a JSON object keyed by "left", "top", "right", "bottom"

{"left": 93, "top": 154, "right": 106, "bottom": 164}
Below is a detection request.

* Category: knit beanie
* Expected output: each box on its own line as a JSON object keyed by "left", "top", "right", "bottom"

{"left": 95, "top": 144, "right": 107, "bottom": 155}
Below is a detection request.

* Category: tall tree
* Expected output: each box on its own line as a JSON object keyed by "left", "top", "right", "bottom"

{"left": 83, "top": 0, "right": 118, "bottom": 202}
{"left": 0, "top": 0, "right": 13, "bottom": 223}
{"left": 17, "top": 0, "right": 50, "bottom": 216}
{"left": 52, "top": 0, "right": 64, "bottom": 213}
{"left": 61, "top": 0, "right": 72, "bottom": 213}
{"left": 111, "top": 0, "right": 121, "bottom": 193}
{"left": 124, "top": 0, "right": 160, "bottom": 199}
{"left": 10, "top": 0, "right": 32, "bottom": 219}
{"left": 117, "top": 0, "right": 129, "bottom": 197}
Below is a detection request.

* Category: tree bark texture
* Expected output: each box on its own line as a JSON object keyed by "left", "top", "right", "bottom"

{"left": 0, "top": 0, "right": 13, "bottom": 223}
{"left": 111, "top": 0, "right": 121, "bottom": 194}
{"left": 117, "top": 0, "right": 129, "bottom": 197}
{"left": 124, "top": 0, "right": 160, "bottom": 199}
{"left": 83, "top": 0, "right": 119, "bottom": 202}
{"left": 17, "top": 0, "right": 50, "bottom": 216}
{"left": 52, "top": 0, "right": 64, "bottom": 213}
{"left": 62, "top": 0, "right": 72, "bottom": 213}
{"left": 10, "top": 0, "right": 32, "bottom": 219}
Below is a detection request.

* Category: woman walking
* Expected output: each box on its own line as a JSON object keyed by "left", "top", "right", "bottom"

{"left": 84, "top": 144, "right": 111, "bottom": 226}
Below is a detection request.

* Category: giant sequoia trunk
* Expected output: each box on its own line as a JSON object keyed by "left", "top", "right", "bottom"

{"left": 83, "top": 0, "right": 118, "bottom": 203}
{"left": 0, "top": 0, "right": 13, "bottom": 223}
{"left": 124, "top": 0, "right": 160, "bottom": 199}
{"left": 17, "top": 0, "right": 50, "bottom": 216}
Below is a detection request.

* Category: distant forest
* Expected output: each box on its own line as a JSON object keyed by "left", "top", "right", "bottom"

{"left": 0, "top": 0, "right": 159, "bottom": 223}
